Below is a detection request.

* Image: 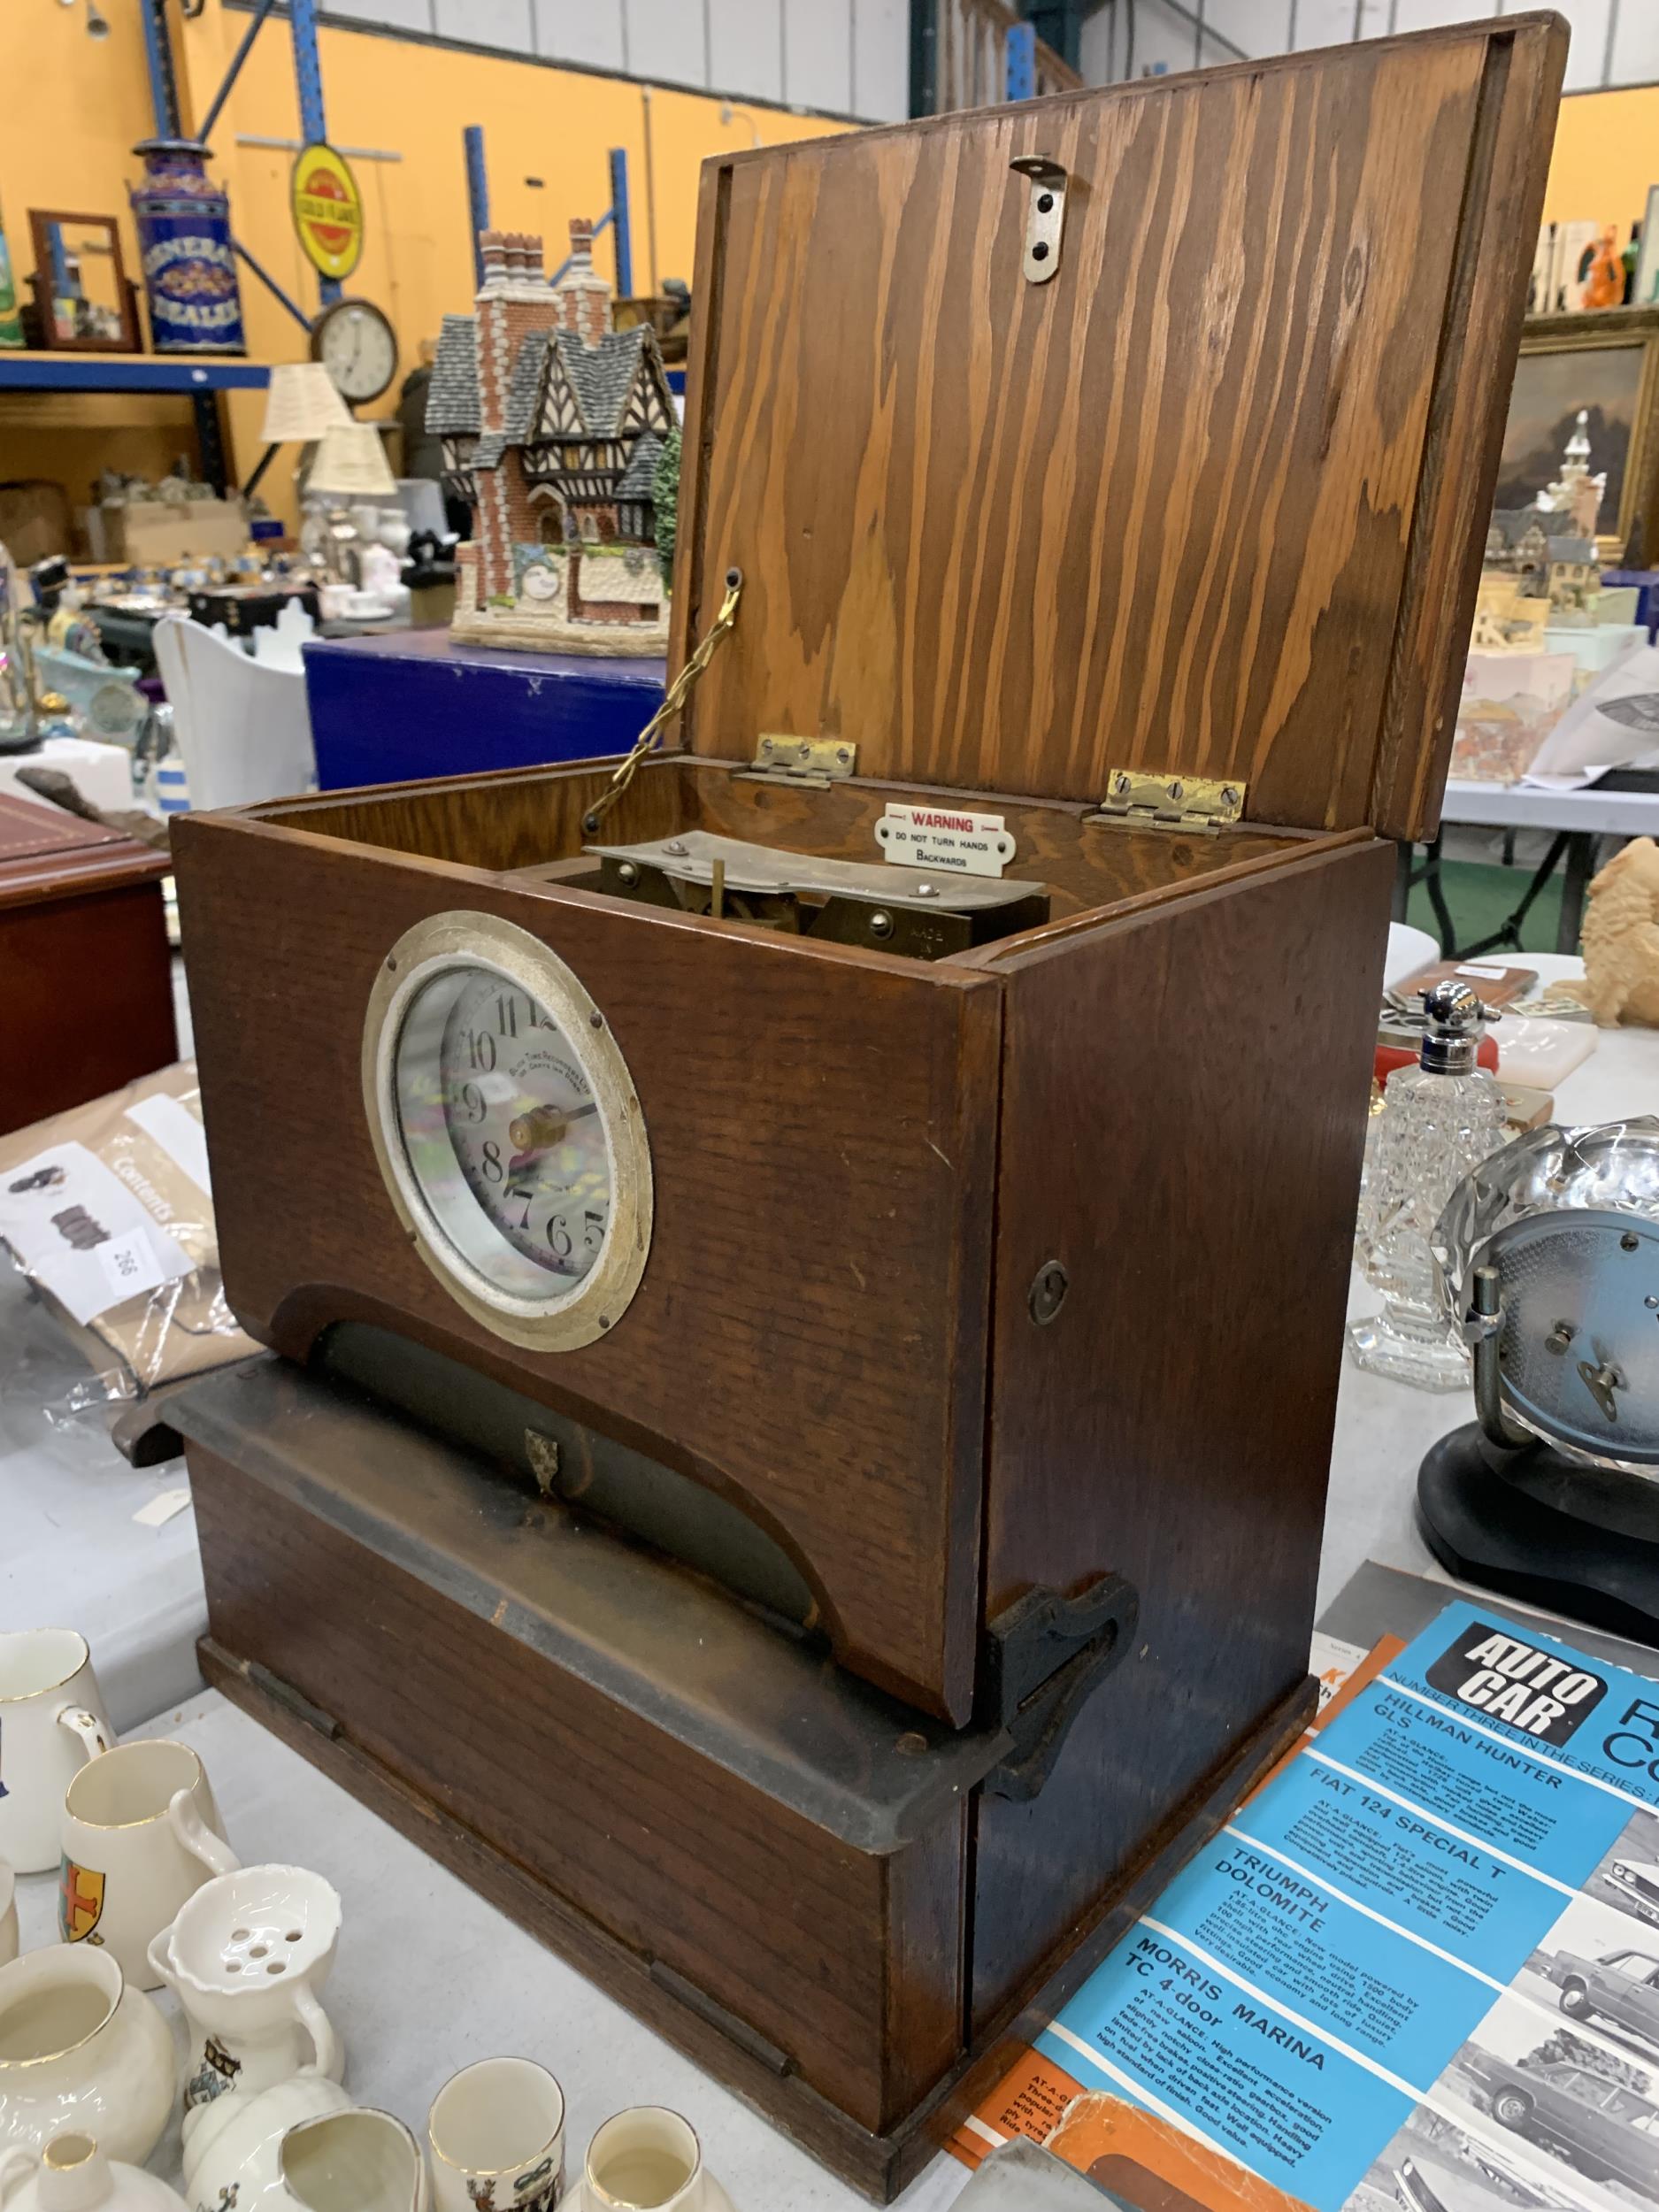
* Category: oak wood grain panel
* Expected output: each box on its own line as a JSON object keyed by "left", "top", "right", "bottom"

{"left": 1370, "top": 19, "right": 1567, "bottom": 840}
{"left": 257, "top": 752, "right": 1298, "bottom": 918}
{"left": 672, "top": 23, "right": 1557, "bottom": 835}
{"left": 969, "top": 837, "right": 1394, "bottom": 2021}
{"left": 248, "top": 754, "right": 687, "bottom": 870}
{"left": 173, "top": 810, "right": 1000, "bottom": 1724}
{"left": 0, "top": 880, "right": 176, "bottom": 1136}
{"left": 189, "top": 1443, "right": 965, "bottom": 2135}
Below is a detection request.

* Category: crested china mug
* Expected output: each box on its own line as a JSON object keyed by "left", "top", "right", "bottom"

{"left": 0, "top": 2130, "right": 190, "bottom": 2210}
{"left": 576, "top": 2111, "right": 723, "bottom": 2212}
{"left": 0, "top": 1632, "right": 113, "bottom": 1875}
{"left": 60, "top": 1740, "right": 237, "bottom": 1990}
{"left": 150, "top": 1863, "right": 342, "bottom": 2112}
{"left": 0, "top": 1947, "right": 174, "bottom": 2166}
{"left": 428, "top": 2058, "right": 565, "bottom": 2211}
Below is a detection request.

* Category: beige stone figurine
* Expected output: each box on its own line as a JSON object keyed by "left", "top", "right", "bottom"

{"left": 1575, "top": 835, "right": 1659, "bottom": 1025}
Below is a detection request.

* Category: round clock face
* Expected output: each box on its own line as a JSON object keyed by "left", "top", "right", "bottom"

{"left": 364, "top": 914, "right": 652, "bottom": 1349}
{"left": 312, "top": 299, "right": 399, "bottom": 404}
{"left": 520, "top": 562, "right": 560, "bottom": 603}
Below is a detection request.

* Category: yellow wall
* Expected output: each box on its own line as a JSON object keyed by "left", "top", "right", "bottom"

{"left": 0, "top": 0, "right": 852, "bottom": 533}
{"left": 1544, "top": 85, "right": 1659, "bottom": 232}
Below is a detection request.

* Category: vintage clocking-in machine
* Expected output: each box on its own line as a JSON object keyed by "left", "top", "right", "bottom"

{"left": 170, "top": 16, "right": 1566, "bottom": 2200}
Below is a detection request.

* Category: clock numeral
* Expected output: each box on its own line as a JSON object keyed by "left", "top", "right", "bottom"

{"left": 506, "top": 1181, "right": 534, "bottom": 1229}
{"left": 457, "top": 1081, "right": 487, "bottom": 1123}
{"left": 465, "top": 1030, "right": 497, "bottom": 1072}
{"left": 496, "top": 994, "right": 519, "bottom": 1039}
{"left": 480, "top": 1141, "right": 504, "bottom": 1184}
{"left": 547, "top": 1217, "right": 573, "bottom": 1259}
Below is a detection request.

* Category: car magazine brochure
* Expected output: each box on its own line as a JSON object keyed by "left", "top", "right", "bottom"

{"left": 952, "top": 1602, "right": 1659, "bottom": 2212}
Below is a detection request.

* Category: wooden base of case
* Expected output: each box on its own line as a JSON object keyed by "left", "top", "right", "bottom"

{"left": 178, "top": 1361, "right": 1316, "bottom": 2203}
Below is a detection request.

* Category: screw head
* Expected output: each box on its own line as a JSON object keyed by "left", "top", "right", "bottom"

{"left": 1036, "top": 190, "right": 1055, "bottom": 213}
{"left": 915, "top": 881, "right": 940, "bottom": 899}
{"left": 1624, "top": 1232, "right": 1641, "bottom": 1251}
{"left": 618, "top": 861, "right": 640, "bottom": 885}
{"left": 589, "top": 1010, "right": 603, "bottom": 1028}
{"left": 1031, "top": 241, "right": 1050, "bottom": 263}
{"left": 895, "top": 1732, "right": 928, "bottom": 1757}
{"left": 664, "top": 839, "right": 687, "bottom": 856}
{"left": 1028, "top": 1260, "right": 1069, "bottom": 1326}
{"left": 869, "top": 910, "right": 894, "bottom": 939}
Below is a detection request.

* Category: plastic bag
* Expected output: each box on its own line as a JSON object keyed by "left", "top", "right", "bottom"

{"left": 0, "top": 1061, "right": 259, "bottom": 1398}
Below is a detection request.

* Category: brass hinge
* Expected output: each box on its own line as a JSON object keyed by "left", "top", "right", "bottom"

{"left": 1087, "top": 769, "right": 1246, "bottom": 835}
{"left": 739, "top": 734, "right": 857, "bottom": 789}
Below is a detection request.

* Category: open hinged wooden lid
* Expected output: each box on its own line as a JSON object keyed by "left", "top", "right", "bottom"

{"left": 667, "top": 14, "right": 1565, "bottom": 841}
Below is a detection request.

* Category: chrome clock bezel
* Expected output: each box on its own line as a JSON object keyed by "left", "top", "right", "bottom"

{"left": 362, "top": 910, "right": 652, "bottom": 1351}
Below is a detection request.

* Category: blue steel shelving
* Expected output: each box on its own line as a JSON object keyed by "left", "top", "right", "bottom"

{"left": 0, "top": 353, "right": 272, "bottom": 395}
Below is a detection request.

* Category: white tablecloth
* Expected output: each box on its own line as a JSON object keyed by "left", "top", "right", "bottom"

{"left": 0, "top": 1269, "right": 207, "bottom": 1733}
{"left": 11, "top": 1692, "right": 969, "bottom": 2212}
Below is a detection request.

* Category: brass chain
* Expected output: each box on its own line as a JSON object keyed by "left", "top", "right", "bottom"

{"left": 581, "top": 568, "right": 743, "bottom": 834}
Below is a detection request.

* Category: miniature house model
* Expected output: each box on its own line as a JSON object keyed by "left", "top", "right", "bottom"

{"left": 428, "top": 220, "right": 678, "bottom": 655}
{"left": 1486, "top": 410, "right": 1608, "bottom": 607}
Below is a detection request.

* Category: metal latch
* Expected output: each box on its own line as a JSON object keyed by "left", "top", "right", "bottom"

{"left": 980, "top": 1573, "right": 1138, "bottom": 1801}
{"left": 740, "top": 735, "right": 856, "bottom": 788}
{"left": 1010, "top": 156, "right": 1067, "bottom": 285}
{"left": 1088, "top": 770, "right": 1246, "bottom": 835}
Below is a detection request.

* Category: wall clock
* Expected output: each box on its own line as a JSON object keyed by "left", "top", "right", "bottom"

{"left": 361, "top": 910, "right": 651, "bottom": 1351}
{"left": 309, "top": 296, "right": 399, "bottom": 407}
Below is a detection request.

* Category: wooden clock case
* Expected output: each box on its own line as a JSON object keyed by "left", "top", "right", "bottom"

{"left": 172, "top": 17, "right": 1563, "bottom": 2199}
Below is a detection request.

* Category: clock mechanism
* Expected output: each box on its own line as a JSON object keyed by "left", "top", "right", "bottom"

{"left": 362, "top": 911, "right": 651, "bottom": 1352}
{"left": 310, "top": 296, "right": 399, "bottom": 407}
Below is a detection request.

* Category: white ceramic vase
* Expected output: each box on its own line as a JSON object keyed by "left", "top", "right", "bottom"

{"left": 150, "top": 1863, "right": 342, "bottom": 2111}
{"left": 182, "top": 2087, "right": 427, "bottom": 2212}
{"left": 0, "top": 2131, "right": 188, "bottom": 2211}
{"left": 0, "top": 1949, "right": 174, "bottom": 2167}
{"left": 180, "top": 2077, "right": 352, "bottom": 2211}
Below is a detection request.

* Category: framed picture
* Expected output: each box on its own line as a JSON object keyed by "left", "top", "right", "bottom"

{"left": 25, "top": 211, "right": 138, "bottom": 352}
{"left": 1499, "top": 307, "right": 1659, "bottom": 559}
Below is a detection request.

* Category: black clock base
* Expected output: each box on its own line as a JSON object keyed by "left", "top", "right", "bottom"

{"left": 1417, "top": 1423, "right": 1659, "bottom": 1648}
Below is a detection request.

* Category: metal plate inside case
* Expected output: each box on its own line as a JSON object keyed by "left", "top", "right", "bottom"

{"left": 587, "top": 831, "right": 1049, "bottom": 958}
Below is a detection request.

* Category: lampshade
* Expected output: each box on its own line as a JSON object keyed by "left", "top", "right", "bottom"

{"left": 259, "top": 362, "right": 352, "bottom": 443}
{"left": 307, "top": 423, "right": 397, "bottom": 498}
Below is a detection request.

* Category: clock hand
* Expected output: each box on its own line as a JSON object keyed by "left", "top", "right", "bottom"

{"left": 508, "top": 1100, "right": 601, "bottom": 1151}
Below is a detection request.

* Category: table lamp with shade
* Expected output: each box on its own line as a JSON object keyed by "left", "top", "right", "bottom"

{"left": 242, "top": 362, "right": 352, "bottom": 502}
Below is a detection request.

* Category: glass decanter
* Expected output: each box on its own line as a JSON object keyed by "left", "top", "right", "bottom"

{"left": 1348, "top": 979, "right": 1509, "bottom": 1389}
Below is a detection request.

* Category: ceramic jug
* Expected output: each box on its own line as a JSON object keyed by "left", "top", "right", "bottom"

{"left": 150, "top": 1864, "right": 342, "bottom": 2112}
{"left": 0, "top": 1631, "right": 114, "bottom": 1875}
{"left": 280, "top": 2110, "right": 428, "bottom": 2212}
{"left": 59, "top": 1739, "right": 237, "bottom": 1988}
{"left": 180, "top": 2077, "right": 352, "bottom": 2211}
{"left": 0, "top": 2131, "right": 188, "bottom": 2211}
{"left": 0, "top": 1949, "right": 173, "bottom": 2166}
{"left": 182, "top": 2090, "right": 426, "bottom": 2212}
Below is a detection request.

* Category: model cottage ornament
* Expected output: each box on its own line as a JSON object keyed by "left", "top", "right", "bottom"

{"left": 429, "top": 221, "right": 677, "bottom": 655}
